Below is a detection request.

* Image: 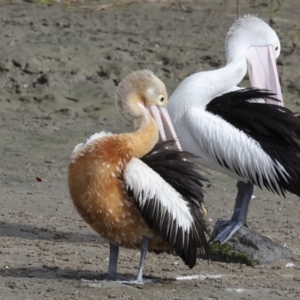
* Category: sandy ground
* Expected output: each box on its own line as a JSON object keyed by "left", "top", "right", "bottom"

{"left": 1, "top": 0, "right": 300, "bottom": 299}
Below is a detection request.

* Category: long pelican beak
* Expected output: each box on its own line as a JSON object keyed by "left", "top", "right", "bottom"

{"left": 246, "top": 45, "right": 283, "bottom": 106}
{"left": 148, "top": 105, "right": 182, "bottom": 150}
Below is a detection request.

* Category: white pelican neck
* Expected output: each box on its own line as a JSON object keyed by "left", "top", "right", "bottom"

{"left": 168, "top": 59, "right": 247, "bottom": 122}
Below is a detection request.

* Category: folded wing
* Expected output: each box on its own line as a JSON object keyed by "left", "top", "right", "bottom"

{"left": 124, "top": 143, "right": 209, "bottom": 268}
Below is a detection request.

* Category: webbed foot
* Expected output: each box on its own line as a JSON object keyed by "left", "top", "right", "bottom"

{"left": 210, "top": 219, "right": 244, "bottom": 244}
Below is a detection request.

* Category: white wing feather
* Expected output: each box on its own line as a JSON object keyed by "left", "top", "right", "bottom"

{"left": 182, "top": 108, "right": 289, "bottom": 191}
{"left": 124, "top": 158, "right": 194, "bottom": 233}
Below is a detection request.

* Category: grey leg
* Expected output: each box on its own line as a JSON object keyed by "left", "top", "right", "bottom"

{"left": 81, "top": 243, "right": 119, "bottom": 284}
{"left": 231, "top": 181, "right": 254, "bottom": 224}
{"left": 107, "top": 243, "right": 119, "bottom": 280}
{"left": 122, "top": 237, "right": 149, "bottom": 285}
{"left": 135, "top": 237, "right": 149, "bottom": 283}
{"left": 211, "top": 181, "right": 254, "bottom": 244}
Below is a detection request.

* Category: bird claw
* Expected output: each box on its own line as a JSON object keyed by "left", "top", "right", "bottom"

{"left": 200, "top": 203, "right": 208, "bottom": 216}
{"left": 210, "top": 219, "right": 244, "bottom": 244}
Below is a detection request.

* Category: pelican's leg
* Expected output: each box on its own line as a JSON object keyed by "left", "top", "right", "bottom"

{"left": 211, "top": 181, "right": 254, "bottom": 244}
{"left": 135, "top": 236, "right": 149, "bottom": 283}
{"left": 107, "top": 243, "right": 119, "bottom": 280}
{"left": 122, "top": 236, "right": 149, "bottom": 285}
{"left": 81, "top": 243, "right": 119, "bottom": 283}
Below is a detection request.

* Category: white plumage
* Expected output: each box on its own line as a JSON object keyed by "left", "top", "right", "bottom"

{"left": 167, "top": 15, "right": 287, "bottom": 243}
{"left": 183, "top": 108, "right": 289, "bottom": 191}
{"left": 124, "top": 158, "right": 194, "bottom": 234}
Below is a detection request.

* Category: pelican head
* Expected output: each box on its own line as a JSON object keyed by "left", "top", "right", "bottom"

{"left": 115, "top": 70, "right": 181, "bottom": 149}
{"left": 226, "top": 15, "right": 282, "bottom": 104}
{"left": 115, "top": 70, "right": 168, "bottom": 127}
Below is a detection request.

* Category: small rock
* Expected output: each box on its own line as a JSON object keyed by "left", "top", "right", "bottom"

{"left": 36, "top": 74, "right": 49, "bottom": 85}
{"left": 200, "top": 226, "right": 299, "bottom": 265}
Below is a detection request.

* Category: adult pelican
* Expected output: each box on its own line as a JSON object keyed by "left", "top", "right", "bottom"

{"left": 167, "top": 15, "right": 300, "bottom": 244}
{"left": 68, "top": 70, "right": 209, "bottom": 284}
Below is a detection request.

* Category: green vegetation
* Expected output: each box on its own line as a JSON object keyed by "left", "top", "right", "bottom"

{"left": 208, "top": 242, "right": 259, "bottom": 267}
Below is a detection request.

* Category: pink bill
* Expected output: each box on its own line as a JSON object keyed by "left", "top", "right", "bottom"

{"left": 149, "top": 105, "right": 182, "bottom": 150}
{"left": 246, "top": 45, "right": 283, "bottom": 106}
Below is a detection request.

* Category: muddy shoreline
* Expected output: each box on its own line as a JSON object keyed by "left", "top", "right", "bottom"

{"left": 1, "top": 1, "right": 300, "bottom": 299}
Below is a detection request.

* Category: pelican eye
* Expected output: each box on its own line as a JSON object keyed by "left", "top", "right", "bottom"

{"left": 275, "top": 46, "right": 279, "bottom": 51}
{"left": 159, "top": 96, "right": 165, "bottom": 103}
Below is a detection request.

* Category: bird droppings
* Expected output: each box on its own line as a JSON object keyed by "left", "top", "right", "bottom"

{"left": 285, "top": 262, "right": 295, "bottom": 268}
{"left": 177, "top": 274, "right": 224, "bottom": 281}
{"left": 226, "top": 288, "right": 247, "bottom": 293}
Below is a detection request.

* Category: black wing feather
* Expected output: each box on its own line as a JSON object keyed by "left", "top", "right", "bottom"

{"left": 128, "top": 140, "right": 209, "bottom": 269}
{"left": 206, "top": 88, "right": 300, "bottom": 197}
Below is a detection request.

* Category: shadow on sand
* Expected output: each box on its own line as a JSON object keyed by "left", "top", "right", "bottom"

{"left": 0, "top": 222, "right": 104, "bottom": 244}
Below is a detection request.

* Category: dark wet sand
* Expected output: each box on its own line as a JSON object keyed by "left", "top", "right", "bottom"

{"left": 1, "top": 1, "right": 300, "bottom": 299}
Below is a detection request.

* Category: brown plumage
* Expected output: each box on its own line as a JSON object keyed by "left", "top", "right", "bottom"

{"left": 68, "top": 70, "right": 208, "bottom": 283}
{"left": 69, "top": 70, "right": 168, "bottom": 250}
